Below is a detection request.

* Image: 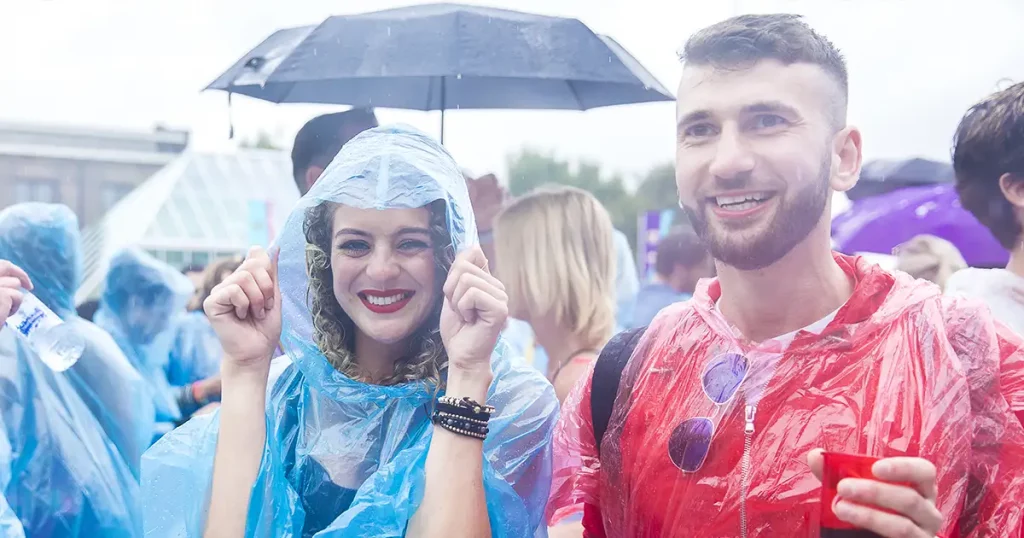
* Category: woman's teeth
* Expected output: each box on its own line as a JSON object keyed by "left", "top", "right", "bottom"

{"left": 365, "top": 293, "right": 409, "bottom": 306}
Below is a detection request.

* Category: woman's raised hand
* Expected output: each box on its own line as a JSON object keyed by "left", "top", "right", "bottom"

{"left": 204, "top": 247, "right": 282, "bottom": 375}
{"left": 439, "top": 246, "right": 508, "bottom": 378}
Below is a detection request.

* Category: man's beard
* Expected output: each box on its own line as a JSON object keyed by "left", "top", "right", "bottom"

{"left": 682, "top": 157, "right": 831, "bottom": 271}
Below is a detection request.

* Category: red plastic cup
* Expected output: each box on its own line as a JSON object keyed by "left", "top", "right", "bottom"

{"left": 820, "top": 452, "right": 885, "bottom": 538}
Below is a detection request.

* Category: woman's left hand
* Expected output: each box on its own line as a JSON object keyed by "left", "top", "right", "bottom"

{"left": 440, "top": 246, "right": 508, "bottom": 377}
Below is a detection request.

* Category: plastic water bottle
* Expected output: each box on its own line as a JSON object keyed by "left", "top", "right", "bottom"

{"left": 4, "top": 291, "right": 84, "bottom": 371}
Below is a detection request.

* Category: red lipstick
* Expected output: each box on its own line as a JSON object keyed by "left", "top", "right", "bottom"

{"left": 359, "top": 289, "right": 414, "bottom": 314}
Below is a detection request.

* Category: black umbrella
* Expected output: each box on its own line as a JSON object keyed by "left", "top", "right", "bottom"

{"left": 847, "top": 157, "right": 955, "bottom": 201}
{"left": 206, "top": 3, "right": 673, "bottom": 142}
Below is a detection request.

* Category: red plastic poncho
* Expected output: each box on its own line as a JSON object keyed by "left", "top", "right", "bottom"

{"left": 547, "top": 254, "right": 1024, "bottom": 538}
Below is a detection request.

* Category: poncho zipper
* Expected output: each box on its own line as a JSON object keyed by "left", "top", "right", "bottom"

{"left": 740, "top": 404, "right": 757, "bottom": 538}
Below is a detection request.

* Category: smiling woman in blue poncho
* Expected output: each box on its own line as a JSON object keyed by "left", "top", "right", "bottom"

{"left": 142, "top": 125, "right": 558, "bottom": 537}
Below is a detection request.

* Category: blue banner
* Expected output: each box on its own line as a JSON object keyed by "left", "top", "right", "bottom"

{"left": 248, "top": 199, "right": 271, "bottom": 248}
{"left": 638, "top": 210, "right": 676, "bottom": 283}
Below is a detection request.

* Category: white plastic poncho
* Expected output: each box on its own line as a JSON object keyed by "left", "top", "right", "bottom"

{"left": 142, "top": 125, "right": 559, "bottom": 537}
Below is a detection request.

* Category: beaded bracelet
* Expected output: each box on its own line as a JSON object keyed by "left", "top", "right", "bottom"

{"left": 432, "top": 410, "right": 489, "bottom": 440}
{"left": 437, "top": 396, "right": 495, "bottom": 422}
{"left": 432, "top": 396, "right": 493, "bottom": 440}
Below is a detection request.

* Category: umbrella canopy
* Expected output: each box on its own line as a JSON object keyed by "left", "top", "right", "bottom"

{"left": 205, "top": 3, "right": 672, "bottom": 140}
{"left": 831, "top": 184, "right": 1008, "bottom": 267}
{"left": 846, "top": 157, "right": 955, "bottom": 201}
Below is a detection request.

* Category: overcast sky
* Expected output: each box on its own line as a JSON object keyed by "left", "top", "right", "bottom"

{"left": 3, "top": 0, "right": 1022, "bottom": 185}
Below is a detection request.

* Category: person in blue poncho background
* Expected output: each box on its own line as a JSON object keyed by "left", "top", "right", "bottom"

{"left": 0, "top": 493, "right": 23, "bottom": 538}
{"left": 142, "top": 125, "right": 559, "bottom": 538}
{"left": 0, "top": 203, "right": 155, "bottom": 476}
{"left": 0, "top": 272, "right": 29, "bottom": 538}
{"left": 629, "top": 228, "right": 714, "bottom": 328}
{"left": 0, "top": 417, "right": 24, "bottom": 538}
{"left": 0, "top": 222, "right": 142, "bottom": 536}
{"left": 94, "top": 248, "right": 197, "bottom": 429}
{"left": 165, "top": 257, "right": 242, "bottom": 416}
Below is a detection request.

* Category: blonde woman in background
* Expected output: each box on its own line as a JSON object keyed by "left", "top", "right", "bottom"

{"left": 894, "top": 234, "right": 967, "bottom": 290}
{"left": 494, "top": 185, "right": 617, "bottom": 403}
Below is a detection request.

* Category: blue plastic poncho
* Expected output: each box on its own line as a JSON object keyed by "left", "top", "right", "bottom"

{"left": 612, "top": 229, "right": 639, "bottom": 328}
{"left": 143, "top": 125, "right": 559, "bottom": 537}
{"left": 95, "top": 248, "right": 193, "bottom": 423}
{"left": 0, "top": 203, "right": 155, "bottom": 476}
{"left": 0, "top": 323, "right": 142, "bottom": 536}
{"left": 0, "top": 497, "right": 24, "bottom": 538}
{"left": 0, "top": 430, "right": 24, "bottom": 538}
{"left": 167, "top": 311, "right": 222, "bottom": 387}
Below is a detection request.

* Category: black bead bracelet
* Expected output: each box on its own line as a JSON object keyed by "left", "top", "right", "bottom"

{"left": 432, "top": 410, "right": 489, "bottom": 440}
{"left": 432, "top": 396, "right": 494, "bottom": 440}
{"left": 437, "top": 395, "right": 495, "bottom": 422}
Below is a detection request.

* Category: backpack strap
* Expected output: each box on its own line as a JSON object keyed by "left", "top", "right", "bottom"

{"left": 590, "top": 326, "right": 647, "bottom": 457}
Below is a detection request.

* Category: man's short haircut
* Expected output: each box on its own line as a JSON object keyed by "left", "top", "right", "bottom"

{"left": 181, "top": 264, "right": 205, "bottom": 275}
{"left": 76, "top": 299, "right": 100, "bottom": 322}
{"left": 291, "top": 108, "right": 378, "bottom": 193}
{"left": 952, "top": 81, "right": 1024, "bottom": 250}
{"left": 680, "top": 14, "right": 849, "bottom": 128}
{"left": 655, "top": 230, "right": 708, "bottom": 277}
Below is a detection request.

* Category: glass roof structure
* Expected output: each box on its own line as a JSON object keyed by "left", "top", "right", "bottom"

{"left": 77, "top": 148, "right": 298, "bottom": 302}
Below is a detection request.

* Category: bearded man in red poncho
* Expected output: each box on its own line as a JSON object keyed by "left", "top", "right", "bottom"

{"left": 547, "top": 14, "right": 1024, "bottom": 538}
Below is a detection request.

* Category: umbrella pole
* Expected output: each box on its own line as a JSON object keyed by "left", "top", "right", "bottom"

{"left": 440, "top": 76, "right": 446, "bottom": 145}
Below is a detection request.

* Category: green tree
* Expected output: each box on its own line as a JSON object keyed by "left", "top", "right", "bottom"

{"left": 506, "top": 149, "right": 639, "bottom": 250}
{"left": 504, "top": 152, "right": 700, "bottom": 253}
{"left": 240, "top": 131, "right": 282, "bottom": 150}
{"left": 634, "top": 163, "right": 676, "bottom": 211}
{"left": 634, "top": 162, "right": 692, "bottom": 231}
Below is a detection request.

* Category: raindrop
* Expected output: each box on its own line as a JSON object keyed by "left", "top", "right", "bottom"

{"left": 608, "top": 56, "right": 612, "bottom": 63}
{"left": 387, "top": 26, "right": 391, "bottom": 36}
{"left": 456, "top": 73, "right": 462, "bottom": 80}
{"left": 314, "top": 48, "right": 318, "bottom": 56}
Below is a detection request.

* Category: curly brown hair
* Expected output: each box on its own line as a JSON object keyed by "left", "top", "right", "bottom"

{"left": 952, "top": 81, "right": 1024, "bottom": 250}
{"left": 303, "top": 200, "right": 455, "bottom": 387}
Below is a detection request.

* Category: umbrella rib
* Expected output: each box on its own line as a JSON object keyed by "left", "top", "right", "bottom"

{"left": 566, "top": 79, "right": 585, "bottom": 111}
{"left": 281, "top": 80, "right": 300, "bottom": 104}
{"left": 425, "top": 76, "right": 436, "bottom": 111}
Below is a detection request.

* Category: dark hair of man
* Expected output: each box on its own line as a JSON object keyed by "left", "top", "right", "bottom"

{"left": 952, "top": 81, "right": 1024, "bottom": 250}
{"left": 181, "top": 264, "right": 205, "bottom": 275}
{"left": 679, "top": 14, "right": 849, "bottom": 130}
{"left": 655, "top": 230, "right": 708, "bottom": 278}
{"left": 290, "top": 108, "right": 379, "bottom": 193}
{"left": 77, "top": 299, "right": 100, "bottom": 322}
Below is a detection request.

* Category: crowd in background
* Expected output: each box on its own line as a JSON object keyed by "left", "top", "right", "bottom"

{"left": 0, "top": 11, "right": 1023, "bottom": 538}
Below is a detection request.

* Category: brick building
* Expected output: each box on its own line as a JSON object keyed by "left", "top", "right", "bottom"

{"left": 0, "top": 121, "right": 189, "bottom": 228}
